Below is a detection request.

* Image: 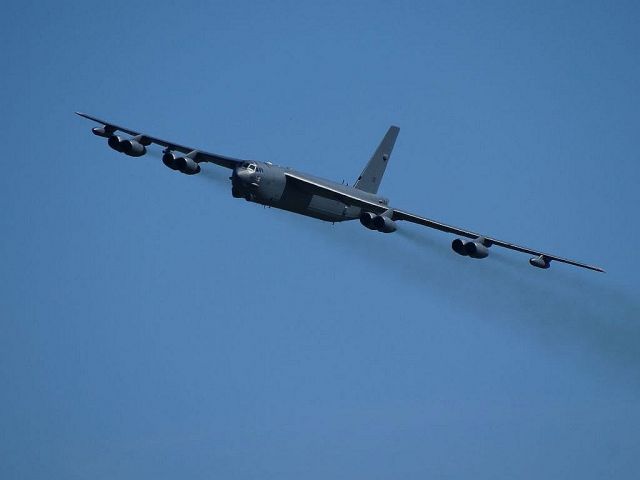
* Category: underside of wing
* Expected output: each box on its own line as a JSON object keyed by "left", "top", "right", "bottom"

{"left": 76, "top": 112, "right": 243, "bottom": 169}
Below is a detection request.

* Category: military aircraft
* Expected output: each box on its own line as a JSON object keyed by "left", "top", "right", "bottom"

{"left": 77, "top": 112, "right": 604, "bottom": 273}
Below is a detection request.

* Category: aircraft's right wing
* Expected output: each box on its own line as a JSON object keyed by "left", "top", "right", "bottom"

{"left": 284, "top": 172, "right": 604, "bottom": 273}
{"left": 76, "top": 112, "right": 244, "bottom": 169}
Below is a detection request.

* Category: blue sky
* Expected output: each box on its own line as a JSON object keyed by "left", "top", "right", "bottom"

{"left": 1, "top": 1, "right": 639, "bottom": 478}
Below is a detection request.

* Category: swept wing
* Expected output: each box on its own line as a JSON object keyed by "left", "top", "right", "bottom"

{"left": 76, "top": 112, "right": 243, "bottom": 169}
{"left": 285, "top": 172, "right": 604, "bottom": 272}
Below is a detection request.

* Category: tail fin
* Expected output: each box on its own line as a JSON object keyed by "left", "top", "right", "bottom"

{"left": 354, "top": 126, "right": 400, "bottom": 194}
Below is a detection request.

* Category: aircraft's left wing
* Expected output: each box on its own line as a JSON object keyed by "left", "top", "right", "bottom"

{"left": 76, "top": 112, "right": 244, "bottom": 169}
{"left": 392, "top": 209, "right": 604, "bottom": 272}
{"left": 284, "top": 172, "right": 604, "bottom": 273}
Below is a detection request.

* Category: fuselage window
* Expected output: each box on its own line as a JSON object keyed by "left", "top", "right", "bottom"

{"left": 247, "top": 163, "right": 257, "bottom": 173}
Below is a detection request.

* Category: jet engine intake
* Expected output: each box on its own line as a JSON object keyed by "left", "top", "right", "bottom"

{"left": 175, "top": 156, "right": 201, "bottom": 175}
{"left": 360, "top": 212, "right": 396, "bottom": 233}
{"left": 107, "top": 135, "right": 148, "bottom": 156}
{"left": 119, "top": 139, "right": 146, "bottom": 157}
{"left": 161, "top": 152, "right": 200, "bottom": 174}
{"left": 108, "top": 134, "right": 125, "bottom": 152}
{"left": 372, "top": 215, "right": 397, "bottom": 233}
{"left": 465, "top": 240, "right": 489, "bottom": 258}
{"left": 452, "top": 238, "right": 468, "bottom": 256}
{"left": 162, "top": 152, "right": 179, "bottom": 170}
{"left": 360, "top": 211, "right": 376, "bottom": 230}
{"left": 452, "top": 238, "right": 489, "bottom": 259}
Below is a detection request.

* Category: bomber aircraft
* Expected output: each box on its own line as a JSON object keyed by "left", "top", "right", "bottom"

{"left": 77, "top": 112, "right": 604, "bottom": 273}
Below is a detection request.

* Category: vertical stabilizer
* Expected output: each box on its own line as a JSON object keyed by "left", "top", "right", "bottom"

{"left": 354, "top": 126, "right": 399, "bottom": 194}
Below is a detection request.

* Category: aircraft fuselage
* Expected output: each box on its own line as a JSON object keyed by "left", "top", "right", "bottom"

{"left": 230, "top": 160, "right": 389, "bottom": 222}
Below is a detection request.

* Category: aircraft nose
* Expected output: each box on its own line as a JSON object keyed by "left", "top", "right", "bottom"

{"left": 233, "top": 167, "right": 250, "bottom": 184}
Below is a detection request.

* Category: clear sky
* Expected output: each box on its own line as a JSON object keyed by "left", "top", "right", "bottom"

{"left": 1, "top": 1, "right": 639, "bottom": 478}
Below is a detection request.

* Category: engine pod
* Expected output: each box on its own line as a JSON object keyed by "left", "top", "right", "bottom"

{"left": 452, "top": 238, "right": 489, "bottom": 258}
{"left": 372, "top": 215, "right": 397, "bottom": 233}
{"left": 464, "top": 241, "right": 489, "bottom": 258}
{"left": 120, "top": 140, "right": 146, "bottom": 157}
{"left": 529, "top": 255, "right": 550, "bottom": 269}
{"left": 175, "top": 156, "right": 201, "bottom": 175}
{"left": 359, "top": 211, "right": 377, "bottom": 230}
{"left": 162, "top": 152, "right": 180, "bottom": 170}
{"left": 92, "top": 126, "right": 114, "bottom": 137}
{"left": 452, "top": 238, "right": 468, "bottom": 256}
{"left": 108, "top": 135, "right": 125, "bottom": 152}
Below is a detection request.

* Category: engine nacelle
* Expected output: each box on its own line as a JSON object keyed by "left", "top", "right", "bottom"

{"left": 108, "top": 134, "right": 126, "bottom": 152}
{"left": 162, "top": 152, "right": 180, "bottom": 170}
{"left": 372, "top": 215, "right": 397, "bottom": 233}
{"left": 452, "top": 238, "right": 468, "bottom": 256}
{"left": 465, "top": 241, "right": 489, "bottom": 258}
{"left": 107, "top": 135, "right": 148, "bottom": 156}
{"left": 92, "top": 126, "right": 114, "bottom": 137}
{"left": 451, "top": 238, "right": 468, "bottom": 257}
{"left": 529, "top": 255, "right": 550, "bottom": 269}
{"left": 119, "top": 139, "right": 146, "bottom": 157}
{"left": 360, "top": 211, "right": 377, "bottom": 230}
{"left": 360, "top": 212, "right": 396, "bottom": 233}
{"left": 452, "top": 238, "right": 489, "bottom": 259}
{"left": 175, "top": 156, "right": 201, "bottom": 175}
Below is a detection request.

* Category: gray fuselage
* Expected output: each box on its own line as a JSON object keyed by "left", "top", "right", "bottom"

{"left": 230, "top": 161, "right": 388, "bottom": 222}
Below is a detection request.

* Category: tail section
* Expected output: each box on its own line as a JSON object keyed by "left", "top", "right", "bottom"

{"left": 354, "top": 126, "right": 400, "bottom": 194}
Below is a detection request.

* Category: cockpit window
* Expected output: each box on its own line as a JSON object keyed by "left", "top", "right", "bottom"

{"left": 241, "top": 162, "right": 260, "bottom": 173}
